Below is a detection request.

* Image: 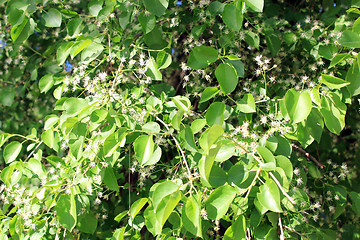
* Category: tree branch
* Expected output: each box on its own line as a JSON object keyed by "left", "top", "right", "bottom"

{"left": 292, "top": 144, "right": 325, "bottom": 169}
{"left": 279, "top": 213, "right": 285, "bottom": 240}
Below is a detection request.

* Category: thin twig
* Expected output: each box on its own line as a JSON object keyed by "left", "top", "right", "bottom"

{"left": 292, "top": 144, "right": 325, "bottom": 169}
{"left": 269, "top": 172, "right": 296, "bottom": 205}
{"left": 284, "top": 225, "right": 307, "bottom": 239}
{"left": 63, "top": 229, "right": 67, "bottom": 240}
{"left": 24, "top": 140, "right": 43, "bottom": 161}
{"left": 251, "top": 153, "right": 296, "bottom": 205}
{"left": 151, "top": 113, "right": 192, "bottom": 180}
{"left": 111, "top": 62, "right": 123, "bottom": 92}
{"left": 279, "top": 213, "right": 285, "bottom": 240}
{"left": 246, "top": 228, "right": 251, "bottom": 240}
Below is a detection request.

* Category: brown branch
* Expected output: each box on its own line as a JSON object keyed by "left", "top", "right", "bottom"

{"left": 292, "top": 144, "right": 325, "bottom": 169}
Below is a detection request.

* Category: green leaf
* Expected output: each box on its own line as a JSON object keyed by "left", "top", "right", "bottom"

{"left": 182, "top": 195, "right": 202, "bottom": 238}
{"left": 143, "top": 0, "right": 169, "bottom": 17}
{"left": 215, "top": 63, "right": 238, "bottom": 94}
{"left": 57, "top": 41, "right": 74, "bottom": 65}
{"left": 329, "top": 53, "right": 351, "bottom": 68}
{"left": 206, "top": 185, "right": 237, "bottom": 220}
{"left": 26, "top": 158, "right": 45, "bottom": 177}
{"left": 77, "top": 211, "right": 97, "bottom": 234}
{"left": 237, "top": 93, "right": 256, "bottom": 113}
{"left": 266, "top": 34, "right": 281, "bottom": 56}
{"left": 350, "top": 192, "right": 360, "bottom": 215}
{"left": 156, "top": 51, "right": 172, "bottom": 70}
{"left": 305, "top": 108, "right": 324, "bottom": 143}
{"left": 285, "top": 89, "right": 312, "bottom": 123}
{"left": 274, "top": 135, "right": 293, "bottom": 159}
{"left": 339, "top": 30, "right": 360, "bottom": 48}
{"left": 233, "top": 215, "right": 246, "bottom": 239}
{"left": 4, "top": 141, "right": 22, "bottom": 164}
{"left": 39, "top": 74, "right": 55, "bottom": 93}
{"left": 144, "top": 146, "right": 162, "bottom": 166}
{"left": 187, "top": 46, "right": 218, "bottom": 70}
{"left": 146, "top": 58, "right": 162, "bottom": 80}
{"left": 191, "top": 24, "right": 206, "bottom": 39}
{"left": 10, "top": 17, "right": 35, "bottom": 44}
{"left": 208, "top": 164, "right": 227, "bottom": 188}
{"left": 0, "top": 88, "right": 15, "bottom": 106}
{"left": 226, "top": 59, "right": 245, "bottom": 78}
{"left": 265, "top": 136, "right": 278, "bottom": 152}
{"left": 297, "top": 122, "right": 314, "bottom": 148}
{"left": 134, "top": 135, "right": 155, "bottom": 166}
{"left": 199, "top": 125, "right": 224, "bottom": 153}
{"left": 256, "top": 146, "right": 275, "bottom": 164}
{"left": 199, "top": 146, "right": 220, "bottom": 187}
{"left": 144, "top": 26, "right": 168, "bottom": 50}
{"left": 171, "top": 110, "right": 184, "bottom": 131}
{"left": 222, "top": 3, "right": 244, "bottom": 31}
{"left": 41, "top": 129, "right": 60, "bottom": 152}
{"left": 130, "top": 198, "right": 148, "bottom": 220}
{"left": 56, "top": 193, "right": 77, "bottom": 231}
{"left": 276, "top": 156, "right": 293, "bottom": 182}
{"left": 67, "top": 18, "right": 83, "bottom": 37}
{"left": 214, "top": 140, "right": 235, "bottom": 163}
{"left": 151, "top": 181, "right": 179, "bottom": 209}
{"left": 346, "top": 61, "right": 360, "bottom": 96}
{"left": 208, "top": 1, "right": 225, "bottom": 15}
{"left": 244, "top": 31, "right": 260, "bottom": 49}
{"left": 63, "top": 97, "right": 89, "bottom": 117}
{"left": 144, "top": 205, "right": 156, "bottom": 236}
{"left": 155, "top": 191, "right": 181, "bottom": 235}
{"left": 142, "top": 122, "right": 161, "bottom": 133}
{"left": 257, "top": 179, "right": 283, "bottom": 213}
{"left": 206, "top": 102, "right": 226, "bottom": 126}
{"left": 200, "top": 87, "right": 219, "bottom": 103}
{"left": 114, "top": 210, "right": 128, "bottom": 222}
{"left": 43, "top": 8, "right": 62, "bottom": 27}
{"left": 182, "top": 127, "right": 197, "bottom": 152}
{"left": 81, "top": 43, "right": 104, "bottom": 63}
{"left": 191, "top": 119, "right": 206, "bottom": 134}
{"left": 70, "top": 39, "right": 93, "bottom": 59}
{"left": 102, "top": 166, "right": 119, "bottom": 191}
{"left": 228, "top": 164, "right": 248, "bottom": 186}
{"left": 0, "top": 133, "right": 11, "bottom": 148}
{"left": 320, "top": 93, "right": 346, "bottom": 135}
{"left": 103, "top": 129, "right": 127, "bottom": 158}
{"left": 139, "top": 12, "right": 156, "bottom": 34}
{"left": 113, "top": 227, "right": 126, "bottom": 240}
{"left": 88, "top": 0, "right": 103, "bottom": 16}
{"left": 245, "top": 0, "right": 264, "bottom": 12}
{"left": 318, "top": 44, "right": 337, "bottom": 60}
{"left": 0, "top": 164, "right": 15, "bottom": 187}
{"left": 172, "top": 96, "right": 191, "bottom": 112}
{"left": 320, "top": 74, "right": 350, "bottom": 89}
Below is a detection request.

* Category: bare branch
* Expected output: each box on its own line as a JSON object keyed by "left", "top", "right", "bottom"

{"left": 279, "top": 213, "right": 285, "bottom": 240}
{"left": 292, "top": 144, "right": 325, "bottom": 169}
{"left": 25, "top": 140, "right": 43, "bottom": 162}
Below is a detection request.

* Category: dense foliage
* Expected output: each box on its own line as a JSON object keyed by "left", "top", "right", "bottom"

{"left": 1, "top": 0, "right": 360, "bottom": 239}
